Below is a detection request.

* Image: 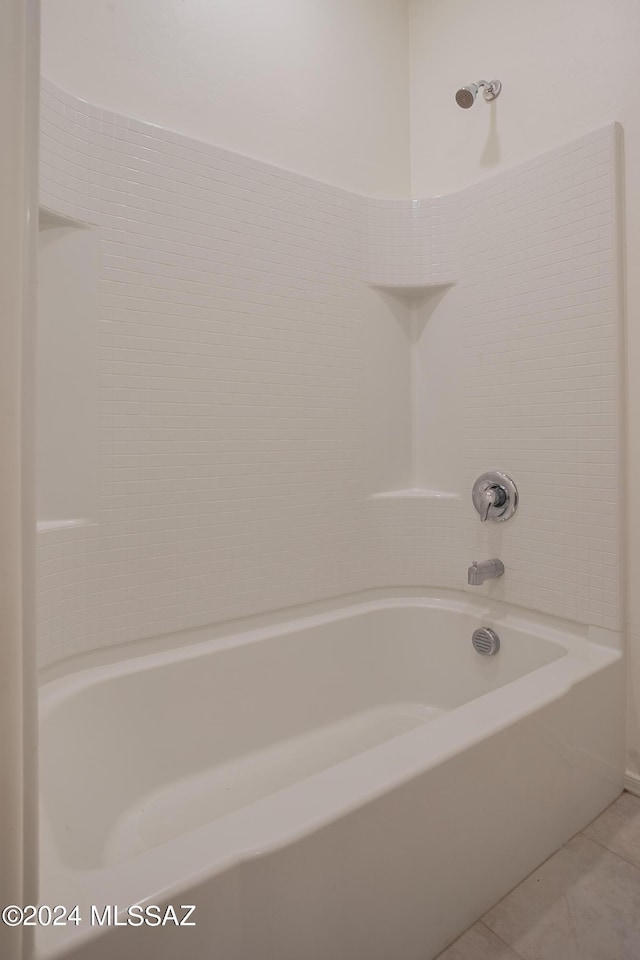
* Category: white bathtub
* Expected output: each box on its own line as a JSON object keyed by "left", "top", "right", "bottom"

{"left": 37, "top": 589, "right": 624, "bottom": 960}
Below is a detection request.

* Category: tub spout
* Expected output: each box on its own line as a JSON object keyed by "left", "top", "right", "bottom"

{"left": 468, "top": 558, "right": 505, "bottom": 586}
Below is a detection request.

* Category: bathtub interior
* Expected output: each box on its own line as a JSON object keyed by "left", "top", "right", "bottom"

{"left": 39, "top": 599, "right": 570, "bottom": 870}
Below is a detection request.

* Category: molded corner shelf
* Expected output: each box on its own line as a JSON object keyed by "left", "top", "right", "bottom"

{"left": 367, "top": 280, "right": 457, "bottom": 298}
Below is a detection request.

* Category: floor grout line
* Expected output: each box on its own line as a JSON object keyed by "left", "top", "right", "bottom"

{"left": 478, "top": 919, "right": 527, "bottom": 959}
{"left": 578, "top": 826, "right": 640, "bottom": 874}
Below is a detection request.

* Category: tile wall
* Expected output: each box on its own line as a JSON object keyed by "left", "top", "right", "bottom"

{"left": 368, "top": 126, "right": 621, "bottom": 630}
{"left": 38, "top": 79, "right": 621, "bottom": 664}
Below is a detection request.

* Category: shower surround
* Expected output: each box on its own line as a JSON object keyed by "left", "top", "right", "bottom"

{"left": 37, "top": 78, "right": 622, "bottom": 664}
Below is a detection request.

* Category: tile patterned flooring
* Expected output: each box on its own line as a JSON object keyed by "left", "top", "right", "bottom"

{"left": 436, "top": 791, "right": 640, "bottom": 960}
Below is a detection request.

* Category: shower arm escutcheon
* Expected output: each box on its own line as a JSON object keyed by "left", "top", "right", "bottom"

{"left": 472, "top": 471, "right": 518, "bottom": 522}
{"left": 476, "top": 79, "right": 501, "bottom": 101}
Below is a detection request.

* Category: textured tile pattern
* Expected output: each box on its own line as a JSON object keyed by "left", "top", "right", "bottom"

{"left": 366, "top": 496, "right": 465, "bottom": 590}
{"left": 37, "top": 524, "right": 100, "bottom": 653}
{"left": 368, "top": 127, "right": 621, "bottom": 630}
{"left": 38, "top": 79, "right": 620, "bottom": 663}
{"left": 459, "top": 128, "right": 621, "bottom": 628}
{"left": 364, "top": 195, "right": 459, "bottom": 286}
{"left": 39, "top": 79, "right": 370, "bottom": 661}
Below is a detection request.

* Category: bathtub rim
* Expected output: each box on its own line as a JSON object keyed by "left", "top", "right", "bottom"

{"left": 38, "top": 585, "right": 622, "bottom": 689}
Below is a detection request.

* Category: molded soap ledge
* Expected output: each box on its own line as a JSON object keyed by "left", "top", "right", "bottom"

{"left": 39, "top": 206, "right": 95, "bottom": 230}
{"left": 37, "top": 519, "right": 96, "bottom": 533}
{"left": 369, "top": 489, "right": 460, "bottom": 501}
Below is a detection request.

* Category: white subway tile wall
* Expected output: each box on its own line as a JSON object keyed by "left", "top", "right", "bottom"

{"left": 364, "top": 195, "right": 459, "bottom": 286}
{"left": 38, "top": 79, "right": 621, "bottom": 664}
{"left": 461, "top": 128, "right": 621, "bottom": 628}
{"left": 369, "top": 126, "right": 621, "bottom": 630}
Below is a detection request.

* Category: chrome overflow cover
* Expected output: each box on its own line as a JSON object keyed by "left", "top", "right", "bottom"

{"left": 472, "top": 471, "right": 518, "bottom": 522}
{"left": 472, "top": 627, "right": 500, "bottom": 656}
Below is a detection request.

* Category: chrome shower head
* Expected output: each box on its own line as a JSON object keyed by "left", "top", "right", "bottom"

{"left": 456, "top": 84, "right": 479, "bottom": 109}
{"left": 455, "top": 80, "right": 501, "bottom": 108}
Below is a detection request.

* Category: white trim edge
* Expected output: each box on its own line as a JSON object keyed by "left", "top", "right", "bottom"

{"left": 624, "top": 772, "right": 640, "bottom": 797}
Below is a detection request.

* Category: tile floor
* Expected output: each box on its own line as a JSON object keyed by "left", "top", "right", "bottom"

{"left": 436, "top": 791, "right": 640, "bottom": 960}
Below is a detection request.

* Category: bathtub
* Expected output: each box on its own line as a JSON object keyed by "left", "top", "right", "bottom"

{"left": 37, "top": 589, "right": 624, "bottom": 960}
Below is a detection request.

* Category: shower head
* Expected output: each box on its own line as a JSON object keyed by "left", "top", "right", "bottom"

{"left": 455, "top": 84, "right": 478, "bottom": 108}
{"left": 455, "top": 80, "right": 501, "bottom": 108}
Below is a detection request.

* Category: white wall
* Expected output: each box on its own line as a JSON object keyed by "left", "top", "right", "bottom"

{"left": 409, "top": 0, "right": 638, "bottom": 196}
{"left": 0, "top": 0, "right": 39, "bottom": 954}
{"left": 40, "top": 0, "right": 410, "bottom": 198}
{"left": 409, "top": 0, "right": 640, "bottom": 778}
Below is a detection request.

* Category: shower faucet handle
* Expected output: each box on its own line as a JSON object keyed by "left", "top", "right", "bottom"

{"left": 480, "top": 484, "right": 505, "bottom": 521}
{"left": 472, "top": 471, "right": 518, "bottom": 522}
